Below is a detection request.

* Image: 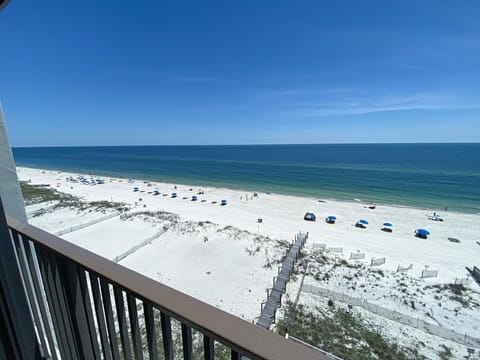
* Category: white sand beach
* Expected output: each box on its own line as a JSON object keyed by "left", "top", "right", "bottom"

{"left": 18, "top": 166, "right": 480, "bottom": 358}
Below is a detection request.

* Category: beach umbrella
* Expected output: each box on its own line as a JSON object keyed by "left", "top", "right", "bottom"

{"left": 383, "top": 222, "right": 393, "bottom": 227}
{"left": 192, "top": 195, "right": 198, "bottom": 201}
{"left": 359, "top": 219, "right": 369, "bottom": 225}
{"left": 221, "top": 199, "right": 227, "bottom": 206}
{"left": 326, "top": 215, "right": 336, "bottom": 224}
{"left": 416, "top": 229, "right": 430, "bottom": 236}
{"left": 171, "top": 192, "right": 177, "bottom": 198}
{"left": 304, "top": 212, "right": 316, "bottom": 221}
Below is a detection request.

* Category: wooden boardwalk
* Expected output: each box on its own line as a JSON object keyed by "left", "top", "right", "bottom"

{"left": 256, "top": 232, "right": 308, "bottom": 329}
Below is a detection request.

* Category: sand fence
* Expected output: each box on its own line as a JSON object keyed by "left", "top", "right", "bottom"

{"left": 303, "top": 284, "right": 480, "bottom": 348}
{"left": 113, "top": 228, "right": 167, "bottom": 263}
{"left": 54, "top": 211, "right": 120, "bottom": 236}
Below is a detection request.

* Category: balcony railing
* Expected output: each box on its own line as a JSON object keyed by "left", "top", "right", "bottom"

{"left": 2, "top": 210, "right": 324, "bottom": 359}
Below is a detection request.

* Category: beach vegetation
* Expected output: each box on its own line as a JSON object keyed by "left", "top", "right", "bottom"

{"left": 277, "top": 301, "right": 419, "bottom": 360}
{"left": 21, "top": 181, "right": 76, "bottom": 205}
{"left": 21, "top": 181, "right": 129, "bottom": 213}
{"left": 123, "top": 210, "right": 180, "bottom": 224}
{"left": 332, "top": 259, "right": 363, "bottom": 270}
{"left": 438, "top": 344, "right": 453, "bottom": 359}
{"left": 424, "top": 284, "right": 479, "bottom": 308}
{"left": 88, "top": 200, "right": 129, "bottom": 213}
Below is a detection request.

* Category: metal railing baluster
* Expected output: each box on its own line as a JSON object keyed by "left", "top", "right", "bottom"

{"left": 143, "top": 301, "right": 158, "bottom": 360}
{"left": 127, "top": 293, "right": 143, "bottom": 360}
{"left": 203, "top": 335, "right": 214, "bottom": 360}
{"left": 90, "top": 273, "right": 113, "bottom": 360}
{"left": 181, "top": 323, "right": 193, "bottom": 360}
{"left": 160, "top": 312, "right": 173, "bottom": 360}
{"left": 10, "top": 230, "right": 49, "bottom": 358}
{"left": 231, "top": 349, "right": 240, "bottom": 360}
{"left": 22, "top": 237, "right": 58, "bottom": 360}
{"left": 114, "top": 287, "right": 133, "bottom": 360}
{"left": 36, "top": 244, "right": 77, "bottom": 358}
{"left": 100, "top": 278, "right": 121, "bottom": 360}
{"left": 75, "top": 267, "right": 102, "bottom": 358}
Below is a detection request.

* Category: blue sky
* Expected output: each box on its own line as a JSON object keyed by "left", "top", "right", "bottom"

{"left": 1, "top": 0, "right": 479, "bottom": 146}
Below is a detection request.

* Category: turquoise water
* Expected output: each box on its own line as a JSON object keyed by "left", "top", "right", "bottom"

{"left": 12, "top": 143, "right": 480, "bottom": 213}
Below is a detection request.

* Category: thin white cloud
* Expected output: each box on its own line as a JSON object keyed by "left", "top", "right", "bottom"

{"left": 249, "top": 88, "right": 480, "bottom": 117}
{"left": 255, "top": 87, "right": 357, "bottom": 97}
{"left": 299, "top": 93, "right": 480, "bottom": 117}
{"left": 179, "top": 76, "right": 220, "bottom": 83}
{"left": 178, "top": 76, "right": 240, "bottom": 85}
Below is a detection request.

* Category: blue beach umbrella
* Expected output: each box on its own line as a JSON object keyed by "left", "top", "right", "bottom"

{"left": 383, "top": 223, "right": 393, "bottom": 227}
{"left": 359, "top": 219, "right": 369, "bottom": 225}
{"left": 221, "top": 199, "right": 227, "bottom": 206}
{"left": 192, "top": 195, "right": 198, "bottom": 201}
{"left": 416, "top": 229, "right": 430, "bottom": 236}
{"left": 171, "top": 192, "right": 177, "bottom": 198}
{"left": 326, "top": 215, "right": 337, "bottom": 224}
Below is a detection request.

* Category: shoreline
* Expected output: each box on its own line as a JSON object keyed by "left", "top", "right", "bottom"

{"left": 16, "top": 165, "right": 476, "bottom": 216}
{"left": 17, "top": 165, "right": 480, "bottom": 282}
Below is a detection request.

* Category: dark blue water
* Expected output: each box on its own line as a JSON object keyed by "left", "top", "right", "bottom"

{"left": 12, "top": 144, "right": 480, "bottom": 213}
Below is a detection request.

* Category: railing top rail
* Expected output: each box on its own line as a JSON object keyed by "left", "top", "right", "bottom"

{"left": 7, "top": 216, "right": 325, "bottom": 360}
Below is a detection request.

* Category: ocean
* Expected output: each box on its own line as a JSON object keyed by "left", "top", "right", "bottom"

{"left": 12, "top": 143, "right": 480, "bottom": 213}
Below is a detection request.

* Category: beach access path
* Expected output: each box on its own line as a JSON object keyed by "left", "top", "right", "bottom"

{"left": 257, "top": 232, "right": 307, "bottom": 329}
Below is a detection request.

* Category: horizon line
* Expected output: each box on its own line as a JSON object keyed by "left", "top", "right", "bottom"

{"left": 11, "top": 141, "right": 480, "bottom": 149}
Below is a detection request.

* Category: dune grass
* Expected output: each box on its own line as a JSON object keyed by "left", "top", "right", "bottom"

{"left": 276, "top": 301, "right": 423, "bottom": 360}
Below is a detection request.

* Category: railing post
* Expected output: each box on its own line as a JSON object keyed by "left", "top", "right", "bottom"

{"left": 0, "top": 197, "right": 41, "bottom": 359}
